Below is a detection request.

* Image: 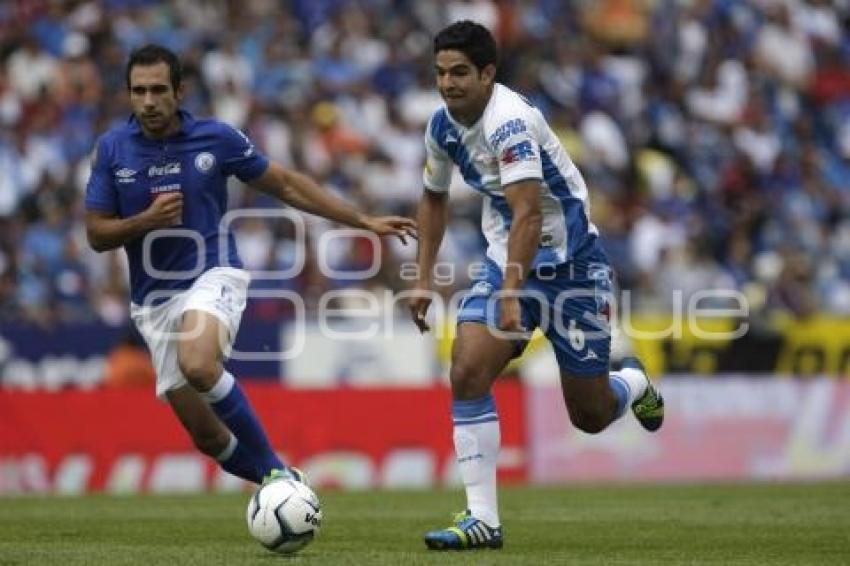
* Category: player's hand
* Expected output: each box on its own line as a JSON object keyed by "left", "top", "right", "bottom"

{"left": 408, "top": 284, "right": 433, "bottom": 333}
{"left": 498, "top": 296, "right": 525, "bottom": 333}
{"left": 361, "top": 215, "right": 418, "bottom": 245}
{"left": 146, "top": 192, "right": 183, "bottom": 228}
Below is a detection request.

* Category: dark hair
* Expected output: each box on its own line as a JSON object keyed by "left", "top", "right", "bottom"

{"left": 434, "top": 20, "right": 498, "bottom": 71}
{"left": 125, "top": 44, "right": 182, "bottom": 91}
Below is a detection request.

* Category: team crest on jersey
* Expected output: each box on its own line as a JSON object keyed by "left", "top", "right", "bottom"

{"left": 470, "top": 280, "right": 494, "bottom": 297}
{"left": 500, "top": 140, "right": 536, "bottom": 165}
{"left": 194, "top": 152, "right": 216, "bottom": 173}
{"left": 115, "top": 168, "right": 137, "bottom": 183}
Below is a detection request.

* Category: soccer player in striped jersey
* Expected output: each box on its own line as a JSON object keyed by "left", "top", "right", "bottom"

{"left": 409, "top": 21, "right": 664, "bottom": 550}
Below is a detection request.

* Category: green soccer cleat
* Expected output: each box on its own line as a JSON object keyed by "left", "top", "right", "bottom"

{"left": 622, "top": 357, "right": 664, "bottom": 432}
{"left": 262, "top": 466, "right": 307, "bottom": 485}
{"left": 423, "top": 511, "right": 503, "bottom": 550}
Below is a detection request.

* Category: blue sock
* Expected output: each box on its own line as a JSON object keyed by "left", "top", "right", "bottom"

{"left": 452, "top": 394, "right": 499, "bottom": 425}
{"left": 216, "top": 433, "right": 264, "bottom": 483}
{"left": 203, "top": 371, "right": 284, "bottom": 477}
{"left": 609, "top": 373, "right": 630, "bottom": 419}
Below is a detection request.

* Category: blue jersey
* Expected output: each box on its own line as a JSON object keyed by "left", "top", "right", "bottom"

{"left": 85, "top": 110, "right": 269, "bottom": 305}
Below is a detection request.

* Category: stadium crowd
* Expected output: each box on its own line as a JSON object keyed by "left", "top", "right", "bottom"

{"left": 0, "top": 0, "right": 849, "bottom": 327}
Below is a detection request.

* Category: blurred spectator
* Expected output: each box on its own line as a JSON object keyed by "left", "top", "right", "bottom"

{"left": 447, "top": 0, "right": 499, "bottom": 32}
{"left": 201, "top": 34, "right": 254, "bottom": 92}
{"left": 754, "top": 1, "right": 815, "bottom": 89}
{"left": 102, "top": 331, "right": 155, "bottom": 388}
{"left": 0, "top": 0, "right": 847, "bottom": 328}
{"left": 5, "top": 35, "right": 57, "bottom": 102}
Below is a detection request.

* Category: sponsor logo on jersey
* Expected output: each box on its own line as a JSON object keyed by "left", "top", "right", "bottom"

{"left": 148, "top": 162, "right": 181, "bottom": 177}
{"left": 194, "top": 152, "right": 216, "bottom": 173}
{"left": 489, "top": 118, "right": 527, "bottom": 147}
{"left": 500, "top": 140, "right": 536, "bottom": 165}
{"left": 115, "top": 168, "right": 137, "bottom": 183}
{"left": 150, "top": 183, "right": 181, "bottom": 195}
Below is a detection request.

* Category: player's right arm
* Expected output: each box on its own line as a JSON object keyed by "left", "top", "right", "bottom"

{"left": 410, "top": 189, "right": 449, "bottom": 332}
{"left": 409, "top": 127, "right": 453, "bottom": 333}
{"left": 85, "top": 194, "right": 183, "bottom": 252}
{"left": 84, "top": 137, "right": 183, "bottom": 252}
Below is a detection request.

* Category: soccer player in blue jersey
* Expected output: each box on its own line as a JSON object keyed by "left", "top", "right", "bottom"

{"left": 409, "top": 21, "right": 665, "bottom": 550}
{"left": 85, "top": 45, "right": 416, "bottom": 485}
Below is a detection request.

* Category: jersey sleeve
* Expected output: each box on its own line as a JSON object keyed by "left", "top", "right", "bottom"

{"left": 485, "top": 108, "right": 543, "bottom": 187}
{"left": 84, "top": 136, "right": 118, "bottom": 213}
{"left": 219, "top": 124, "right": 269, "bottom": 182}
{"left": 422, "top": 119, "right": 453, "bottom": 193}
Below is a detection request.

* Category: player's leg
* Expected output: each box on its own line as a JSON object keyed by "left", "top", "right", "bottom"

{"left": 176, "top": 308, "right": 287, "bottom": 481}
{"left": 424, "top": 321, "right": 515, "bottom": 550}
{"left": 129, "top": 293, "right": 281, "bottom": 484}
{"left": 560, "top": 361, "right": 663, "bottom": 433}
{"left": 449, "top": 321, "right": 517, "bottom": 523}
{"left": 544, "top": 259, "right": 663, "bottom": 433}
{"left": 559, "top": 370, "right": 622, "bottom": 432}
{"left": 165, "top": 384, "right": 270, "bottom": 482}
{"left": 426, "top": 257, "right": 535, "bottom": 550}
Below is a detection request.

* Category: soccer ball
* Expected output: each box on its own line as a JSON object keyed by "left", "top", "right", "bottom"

{"left": 246, "top": 478, "right": 322, "bottom": 555}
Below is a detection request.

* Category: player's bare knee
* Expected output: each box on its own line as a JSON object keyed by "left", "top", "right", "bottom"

{"left": 573, "top": 416, "right": 608, "bottom": 434}
{"left": 567, "top": 404, "right": 611, "bottom": 434}
{"left": 450, "top": 362, "right": 490, "bottom": 400}
{"left": 178, "top": 353, "right": 219, "bottom": 391}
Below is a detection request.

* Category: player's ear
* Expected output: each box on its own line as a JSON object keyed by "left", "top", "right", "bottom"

{"left": 480, "top": 63, "right": 497, "bottom": 86}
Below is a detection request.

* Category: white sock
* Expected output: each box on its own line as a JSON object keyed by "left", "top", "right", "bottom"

{"left": 215, "top": 432, "right": 238, "bottom": 462}
{"left": 201, "top": 371, "right": 235, "bottom": 403}
{"left": 613, "top": 367, "right": 648, "bottom": 406}
{"left": 453, "top": 420, "right": 501, "bottom": 527}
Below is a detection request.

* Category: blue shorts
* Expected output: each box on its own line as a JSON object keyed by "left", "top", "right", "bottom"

{"left": 457, "top": 247, "right": 612, "bottom": 376}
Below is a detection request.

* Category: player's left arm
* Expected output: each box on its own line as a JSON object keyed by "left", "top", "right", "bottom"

{"left": 250, "top": 162, "right": 416, "bottom": 242}
{"left": 503, "top": 180, "right": 543, "bottom": 291}
{"left": 488, "top": 109, "right": 545, "bottom": 331}
{"left": 501, "top": 180, "right": 543, "bottom": 331}
{"left": 220, "top": 123, "right": 416, "bottom": 241}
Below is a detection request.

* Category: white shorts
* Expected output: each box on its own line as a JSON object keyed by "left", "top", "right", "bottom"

{"left": 130, "top": 267, "right": 251, "bottom": 398}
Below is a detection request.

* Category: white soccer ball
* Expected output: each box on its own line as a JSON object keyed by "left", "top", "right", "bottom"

{"left": 246, "top": 478, "right": 322, "bottom": 555}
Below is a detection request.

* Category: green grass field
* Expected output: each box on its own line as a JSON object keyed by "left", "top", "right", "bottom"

{"left": 1, "top": 482, "right": 848, "bottom": 565}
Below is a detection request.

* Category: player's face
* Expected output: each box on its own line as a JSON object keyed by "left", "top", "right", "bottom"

{"left": 128, "top": 62, "right": 183, "bottom": 139}
{"left": 435, "top": 50, "right": 495, "bottom": 123}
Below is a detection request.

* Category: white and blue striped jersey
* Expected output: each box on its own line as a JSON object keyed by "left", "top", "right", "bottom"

{"left": 423, "top": 83, "right": 599, "bottom": 270}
